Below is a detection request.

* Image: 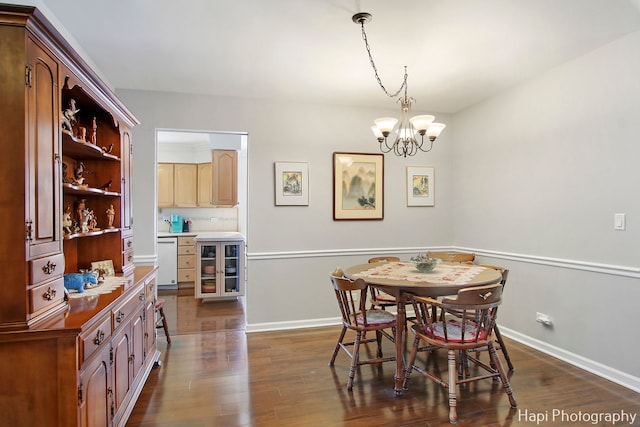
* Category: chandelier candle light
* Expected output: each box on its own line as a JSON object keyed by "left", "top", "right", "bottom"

{"left": 353, "top": 12, "right": 446, "bottom": 157}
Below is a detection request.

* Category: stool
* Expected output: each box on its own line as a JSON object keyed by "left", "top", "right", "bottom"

{"left": 155, "top": 299, "right": 171, "bottom": 344}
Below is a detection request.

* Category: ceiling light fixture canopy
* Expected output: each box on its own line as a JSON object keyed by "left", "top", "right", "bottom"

{"left": 353, "top": 12, "right": 446, "bottom": 157}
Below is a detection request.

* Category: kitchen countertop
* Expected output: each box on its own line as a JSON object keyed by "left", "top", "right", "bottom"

{"left": 158, "top": 231, "right": 244, "bottom": 241}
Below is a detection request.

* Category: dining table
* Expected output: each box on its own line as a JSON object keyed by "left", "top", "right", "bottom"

{"left": 343, "top": 260, "right": 503, "bottom": 394}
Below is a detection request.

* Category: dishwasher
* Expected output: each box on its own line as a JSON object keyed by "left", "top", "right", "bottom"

{"left": 157, "top": 237, "right": 178, "bottom": 289}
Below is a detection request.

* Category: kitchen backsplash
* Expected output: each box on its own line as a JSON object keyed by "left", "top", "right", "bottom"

{"left": 158, "top": 207, "right": 238, "bottom": 232}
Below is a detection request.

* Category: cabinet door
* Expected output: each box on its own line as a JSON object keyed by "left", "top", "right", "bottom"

{"left": 121, "top": 129, "right": 133, "bottom": 236}
{"left": 26, "top": 38, "right": 62, "bottom": 259}
{"left": 212, "top": 150, "right": 237, "bottom": 206}
{"left": 197, "top": 162, "right": 213, "bottom": 207}
{"left": 112, "top": 323, "right": 132, "bottom": 416}
{"left": 220, "top": 241, "right": 244, "bottom": 296}
{"left": 78, "top": 345, "right": 112, "bottom": 427}
{"left": 157, "top": 163, "right": 174, "bottom": 207}
{"left": 173, "top": 163, "right": 198, "bottom": 207}
{"left": 131, "top": 309, "right": 145, "bottom": 380}
{"left": 144, "top": 298, "right": 156, "bottom": 359}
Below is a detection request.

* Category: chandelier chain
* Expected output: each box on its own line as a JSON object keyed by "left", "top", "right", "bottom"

{"left": 359, "top": 22, "right": 407, "bottom": 99}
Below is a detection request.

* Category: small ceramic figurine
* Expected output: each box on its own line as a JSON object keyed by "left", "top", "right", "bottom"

{"left": 90, "top": 117, "right": 97, "bottom": 145}
{"left": 61, "top": 99, "right": 79, "bottom": 132}
{"left": 106, "top": 204, "right": 115, "bottom": 228}
{"left": 72, "top": 161, "right": 86, "bottom": 186}
{"left": 62, "top": 206, "right": 73, "bottom": 234}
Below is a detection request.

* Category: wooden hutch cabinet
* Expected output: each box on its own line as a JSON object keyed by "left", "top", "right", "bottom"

{"left": 0, "top": 6, "right": 157, "bottom": 427}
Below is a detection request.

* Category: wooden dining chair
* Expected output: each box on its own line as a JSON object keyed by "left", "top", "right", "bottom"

{"left": 427, "top": 251, "right": 475, "bottom": 264}
{"left": 367, "top": 256, "right": 400, "bottom": 310}
{"left": 476, "top": 264, "right": 514, "bottom": 370}
{"left": 403, "top": 283, "right": 517, "bottom": 424}
{"left": 328, "top": 270, "right": 397, "bottom": 391}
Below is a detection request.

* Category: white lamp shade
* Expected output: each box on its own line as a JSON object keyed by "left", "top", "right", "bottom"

{"left": 371, "top": 126, "right": 385, "bottom": 139}
{"left": 397, "top": 126, "right": 416, "bottom": 140}
{"left": 426, "top": 122, "right": 446, "bottom": 138}
{"left": 409, "top": 115, "right": 435, "bottom": 131}
{"left": 373, "top": 117, "right": 398, "bottom": 134}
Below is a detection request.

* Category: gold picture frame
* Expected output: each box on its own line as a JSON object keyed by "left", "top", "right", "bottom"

{"left": 91, "top": 259, "right": 115, "bottom": 277}
{"left": 333, "top": 152, "right": 384, "bottom": 220}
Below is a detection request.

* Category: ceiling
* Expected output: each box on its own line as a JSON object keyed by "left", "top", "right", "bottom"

{"left": 37, "top": 0, "right": 640, "bottom": 113}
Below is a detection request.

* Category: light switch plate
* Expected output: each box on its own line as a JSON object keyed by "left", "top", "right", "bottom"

{"left": 614, "top": 213, "right": 626, "bottom": 231}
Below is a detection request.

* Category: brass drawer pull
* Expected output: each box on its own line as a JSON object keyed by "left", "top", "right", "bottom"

{"left": 139, "top": 292, "right": 144, "bottom": 301}
{"left": 42, "top": 287, "right": 56, "bottom": 301}
{"left": 116, "top": 311, "right": 125, "bottom": 323}
{"left": 42, "top": 261, "right": 57, "bottom": 275}
{"left": 93, "top": 330, "right": 105, "bottom": 346}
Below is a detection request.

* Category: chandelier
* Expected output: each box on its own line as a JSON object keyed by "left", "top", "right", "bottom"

{"left": 353, "top": 12, "right": 446, "bottom": 157}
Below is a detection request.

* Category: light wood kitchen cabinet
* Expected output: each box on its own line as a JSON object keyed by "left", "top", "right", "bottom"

{"left": 212, "top": 150, "right": 238, "bottom": 206}
{"left": 177, "top": 236, "right": 196, "bottom": 288}
{"left": 174, "top": 163, "right": 198, "bottom": 207}
{"left": 157, "top": 163, "right": 174, "bottom": 207}
{"left": 197, "top": 162, "right": 213, "bottom": 206}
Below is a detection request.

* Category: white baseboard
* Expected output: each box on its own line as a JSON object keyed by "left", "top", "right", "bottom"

{"left": 499, "top": 325, "right": 640, "bottom": 393}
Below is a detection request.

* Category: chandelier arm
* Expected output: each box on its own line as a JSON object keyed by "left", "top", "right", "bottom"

{"left": 416, "top": 136, "right": 435, "bottom": 153}
{"left": 379, "top": 138, "right": 394, "bottom": 153}
{"left": 359, "top": 21, "right": 407, "bottom": 98}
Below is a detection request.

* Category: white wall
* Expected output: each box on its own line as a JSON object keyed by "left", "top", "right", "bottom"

{"left": 117, "top": 89, "right": 454, "bottom": 323}
{"left": 452, "top": 31, "right": 640, "bottom": 388}
{"left": 118, "top": 30, "right": 640, "bottom": 391}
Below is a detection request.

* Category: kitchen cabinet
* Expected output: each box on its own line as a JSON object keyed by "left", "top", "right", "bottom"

{"left": 177, "top": 236, "right": 196, "bottom": 288}
{"left": 195, "top": 237, "right": 245, "bottom": 300}
{"left": 174, "top": 163, "right": 198, "bottom": 207}
{"left": 197, "top": 162, "right": 213, "bottom": 207}
{"left": 212, "top": 150, "right": 238, "bottom": 206}
{"left": 157, "top": 163, "right": 174, "bottom": 207}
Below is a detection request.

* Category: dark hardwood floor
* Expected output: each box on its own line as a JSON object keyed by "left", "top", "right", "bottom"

{"left": 127, "top": 289, "right": 639, "bottom": 426}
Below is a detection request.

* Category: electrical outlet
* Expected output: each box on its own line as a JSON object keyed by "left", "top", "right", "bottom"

{"left": 536, "top": 312, "right": 552, "bottom": 326}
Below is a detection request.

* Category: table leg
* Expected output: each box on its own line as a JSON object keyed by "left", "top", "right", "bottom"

{"left": 394, "top": 294, "right": 406, "bottom": 395}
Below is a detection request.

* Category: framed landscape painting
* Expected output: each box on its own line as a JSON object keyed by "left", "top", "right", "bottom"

{"left": 333, "top": 152, "right": 384, "bottom": 220}
{"left": 274, "top": 162, "right": 309, "bottom": 206}
{"left": 407, "top": 166, "right": 434, "bottom": 206}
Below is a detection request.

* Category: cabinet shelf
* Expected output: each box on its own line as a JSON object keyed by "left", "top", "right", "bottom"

{"left": 64, "top": 227, "right": 120, "bottom": 240}
{"left": 62, "top": 130, "right": 120, "bottom": 161}
{"left": 63, "top": 183, "right": 121, "bottom": 197}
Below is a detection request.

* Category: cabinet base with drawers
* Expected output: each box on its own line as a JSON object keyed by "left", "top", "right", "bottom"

{"left": 0, "top": 266, "right": 159, "bottom": 427}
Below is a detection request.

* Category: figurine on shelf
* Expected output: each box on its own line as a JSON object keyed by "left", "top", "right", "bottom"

{"left": 62, "top": 206, "right": 73, "bottom": 234}
{"left": 99, "top": 180, "right": 112, "bottom": 191}
{"left": 106, "top": 204, "right": 115, "bottom": 228}
{"left": 90, "top": 117, "right": 97, "bottom": 145}
{"left": 87, "top": 209, "right": 99, "bottom": 231}
{"left": 71, "top": 161, "right": 85, "bottom": 186}
{"left": 74, "top": 199, "right": 87, "bottom": 231}
{"left": 101, "top": 143, "right": 113, "bottom": 154}
{"left": 80, "top": 208, "right": 90, "bottom": 233}
{"left": 61, "top": 98, "right": 79, "bottom": 132}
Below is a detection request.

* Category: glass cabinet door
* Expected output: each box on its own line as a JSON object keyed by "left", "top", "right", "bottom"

{"left": 200, "top": 244, "right": 217, "bottom": 295}
{"left": 222, "top": 242, "right": 241, "bottom": 295}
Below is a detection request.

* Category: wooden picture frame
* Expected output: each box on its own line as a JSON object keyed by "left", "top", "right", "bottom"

{"left": 333, "top": 152, "right": 384, "bottom": 220}
{"left": 274, "top": 162, "right": 309, "bottom": 206}
{"left": 407, "top": 166, "right": 435, "bottom": 206}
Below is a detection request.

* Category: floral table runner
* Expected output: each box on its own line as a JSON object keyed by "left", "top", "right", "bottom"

{"left": 353, "top": 262, "right": 485, "bottom": 284}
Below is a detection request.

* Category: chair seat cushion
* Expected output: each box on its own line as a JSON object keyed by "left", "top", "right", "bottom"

{"left": 425, "top": 319, "right": 487, "bottom": 343}
{"left": 356, "top": 309, "right": 396, "bottom": 326}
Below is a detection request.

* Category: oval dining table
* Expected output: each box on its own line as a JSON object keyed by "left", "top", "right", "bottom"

{"left": 343, "top": 261, "right": 503, "bottom": 395}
